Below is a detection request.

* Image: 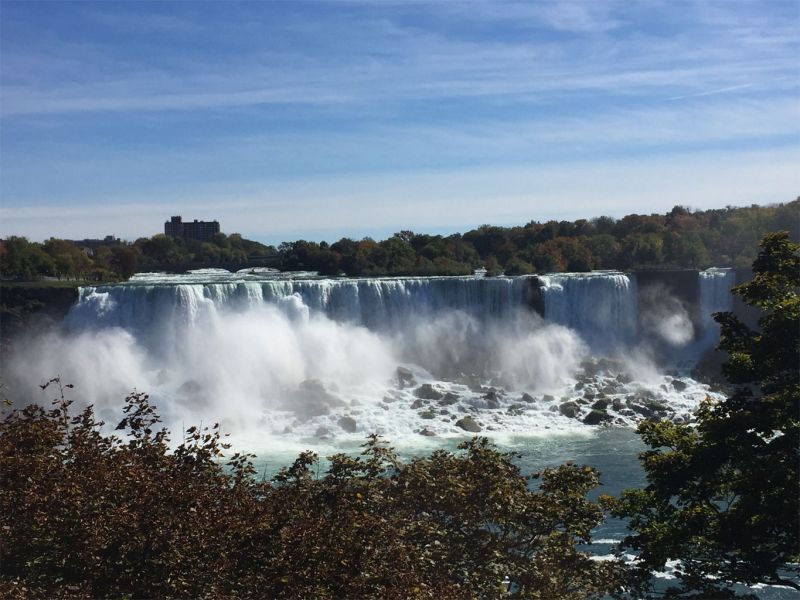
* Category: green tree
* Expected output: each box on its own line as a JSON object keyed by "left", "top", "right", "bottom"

{"left": 110, "top": 246, "right": 140, "bottom": 279}
{"left": 611, "top": 231, "right": 800, "bottom": 597}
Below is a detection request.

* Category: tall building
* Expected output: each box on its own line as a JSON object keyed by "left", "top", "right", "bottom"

{"left": 164, "top": 216, "right": 220, "bottom": 242}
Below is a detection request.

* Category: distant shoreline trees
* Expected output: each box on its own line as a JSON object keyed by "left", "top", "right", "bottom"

{"left": 1, "top": 199, "right": 797, "bottom": 281}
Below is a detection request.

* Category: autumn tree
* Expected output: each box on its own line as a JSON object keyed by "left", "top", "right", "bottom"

{"left": 1, "top": 384, "right": 623, "bottom": 599}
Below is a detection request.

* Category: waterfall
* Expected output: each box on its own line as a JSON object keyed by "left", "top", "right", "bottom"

{"left": 537, "top": 272, "right": 638, "bottom": 351}
{"left": 698, "top": 268, "right": 735, "bottom": 342}
{"left": 68, "top": 276, "right": 532, "bottom": 336}
{"left": 68, "top": 270, "right": 732, "bottom": 358}
{"left": 3, "top": 269, "right": 731, "bottom": 443}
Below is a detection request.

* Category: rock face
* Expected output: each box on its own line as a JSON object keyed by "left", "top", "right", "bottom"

{"left": 414, "top": 384, "right": 444, "bottom": 400}
{"left": 338, "top": 416, "right": 357, "bottom": 433}
{"left": 559, "top": 401, "right": 579, "bottom": 419}
{"left": 456, "top": 416, "right": 482, "bottom": 432}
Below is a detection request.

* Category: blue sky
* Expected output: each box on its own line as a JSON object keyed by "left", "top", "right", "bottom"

{"left": 1, "top": 0, "right": 798, "bottom": 244}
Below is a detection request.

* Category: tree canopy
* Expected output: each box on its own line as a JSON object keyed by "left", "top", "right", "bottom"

{"left": 0, "top": 382, "right": 621, "bottom": 599}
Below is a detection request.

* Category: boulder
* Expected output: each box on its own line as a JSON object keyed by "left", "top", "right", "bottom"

{"left": 612, "top": 398, "right": 624, "bottom": 411}
{"left": 419, "top": 409, "right": 436, "bottom": 420}
{"left": 438, "top": 392, "right": 460, "bottom": 406}
{"left": 396, "top": 366, "right": 416, "bottom": 388}
{"left": 520, "top": 393, "right": 535, "bottom": 403}
{"left": 455, "top": 372, "right": 483, "bottom": 392}
{"left": 338, "top": 416, "right": 357, "bottom": 433}
{"left": 410, "top": 399, "right": 425, "bottom": 409}
{"left": 456, "top": 416, "right": 482, "bottom": 433}
{"left": 415, "top": 384, "right": 444, "bottom": 401}
{"left": 583, "top": 409, "right": 612, "bottom": 425}
{"left": 559, "top": 401, "right": 579, "bottom": 419}
{"left": 592, "top": 399, "right": 609, "bottom": 410}
{"left": 671, "top": 379, "right": 688, "bottom": 392}
{"left": 419, "top": 428, "right": 437, "bottom": 437}
{"left": 397, "top": 366, "right": 414, "bottom": 381}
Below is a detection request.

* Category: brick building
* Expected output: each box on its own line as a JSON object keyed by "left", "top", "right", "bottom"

{"left": 164, "top": 216, "right": 221, "bottom": 242}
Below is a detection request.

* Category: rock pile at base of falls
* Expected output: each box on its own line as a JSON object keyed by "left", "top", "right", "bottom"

{"left": 456, "top": 416, "right": 482, "bottom": 432}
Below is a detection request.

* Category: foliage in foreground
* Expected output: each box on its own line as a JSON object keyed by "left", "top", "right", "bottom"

{"left": 0, "top": 383, "right": 620, "bottom": 599}
{"left": 611, "top": 231, "right": 800, "bottom": 598}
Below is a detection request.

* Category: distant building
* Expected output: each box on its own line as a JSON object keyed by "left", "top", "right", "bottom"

{"left": 164, "top": 216, "right": 221, "bottom": 242}
{"left": 68, "top": 235, "right": 121, "bottom": 256}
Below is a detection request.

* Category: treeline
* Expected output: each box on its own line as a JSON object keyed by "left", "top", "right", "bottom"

{"left": 281, "top": 200, "right": 799, "bottom": 276}
{"left": 1, "top": 200, "right": 797, "bottom": 280}
{"left": 0, "top": 234, "right": 277, "bottom": 281}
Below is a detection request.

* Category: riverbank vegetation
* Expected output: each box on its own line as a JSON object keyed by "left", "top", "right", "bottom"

{"left": 1, "top": 199, "right": 797, "bottom": 280}
{"left": 0, "top": 233, "right": 797, "bottom": 598}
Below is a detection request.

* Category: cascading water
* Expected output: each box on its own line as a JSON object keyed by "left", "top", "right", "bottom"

{"left": 4, "top": 270, "right": 731, "bottom": 450}
{"left": 698, "top": 268, "right": 736, "bottom": 342}
{"left": 68, "top": 275, "right": 531, "bottom": 337}
{"left": 537, "top": 272, "right": 638, "bottom": 351}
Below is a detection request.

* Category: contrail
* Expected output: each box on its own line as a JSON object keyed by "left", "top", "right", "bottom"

{"left": 667, "top": 83, "right": 754, "bottom": 101}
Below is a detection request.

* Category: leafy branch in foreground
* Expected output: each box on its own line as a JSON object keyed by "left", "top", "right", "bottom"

{"left": 0, "top": 384, "right": 621, "bottom": 599}
{"left": 609, "top": 231, "right": 800, "bottom": 598}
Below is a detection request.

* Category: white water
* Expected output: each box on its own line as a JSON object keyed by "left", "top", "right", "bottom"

{"left": 4, "top": 270, "right": 733, "bottom": 453}
{"left": 698, "top": 267, "right": 736, "bottom": 341}
{"left": 538, "top": 271, "right": 638, "bottom": 351}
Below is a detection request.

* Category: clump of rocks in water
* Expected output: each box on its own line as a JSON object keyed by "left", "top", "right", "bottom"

{"left": 301, "top": 361, "right": 703, "bottom": 439}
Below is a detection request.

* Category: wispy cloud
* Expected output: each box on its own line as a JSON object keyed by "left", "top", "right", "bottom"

{"left": 0, "top": 0, "right": 797, "bottom": 241}
{"left": 2, "top": 0, "right": 796, "bottom": 116}
{"left": 2, "top": 148, "right": 798, "bottom": 242}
